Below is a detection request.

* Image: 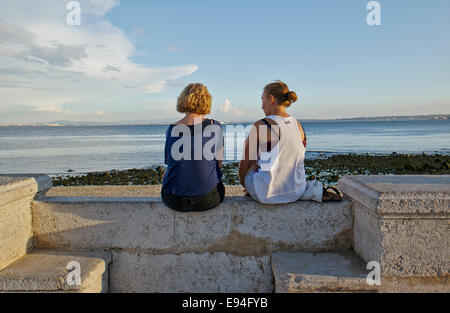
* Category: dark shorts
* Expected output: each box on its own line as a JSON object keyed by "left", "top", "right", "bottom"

{"left": 161, "top": 182, "right": 225, "bottom": 213}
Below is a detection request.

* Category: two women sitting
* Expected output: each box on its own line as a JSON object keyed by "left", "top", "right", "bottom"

{"left": 161, "top": 81, "right": 342, "bottom": 213}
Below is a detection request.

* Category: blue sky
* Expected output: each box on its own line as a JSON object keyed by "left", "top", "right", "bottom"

{"left": 0, "top": 0, "right": 449, "bottom": 123}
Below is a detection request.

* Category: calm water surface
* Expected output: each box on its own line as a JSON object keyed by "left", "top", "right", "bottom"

{"left": 0, "top": 120, "right": 448, "bottom": 175}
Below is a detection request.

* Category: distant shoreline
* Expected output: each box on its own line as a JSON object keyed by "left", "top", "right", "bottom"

{"left": 1, "top": 114, "right": 449, "bottom": 127}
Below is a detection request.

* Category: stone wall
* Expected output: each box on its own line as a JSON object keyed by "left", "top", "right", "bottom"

{"left": 31, "top": 195, "right": 353, "bottom": 292}
{"left": 1, "top": 174, "right": 448, "bottom": 292}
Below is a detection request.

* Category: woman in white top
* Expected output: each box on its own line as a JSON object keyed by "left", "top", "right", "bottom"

{"left": 239, "top": 80, "right": 342, "bottom": 203}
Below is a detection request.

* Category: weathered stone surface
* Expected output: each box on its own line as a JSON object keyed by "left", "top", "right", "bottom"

{"left": 352, "top": 202, "right": 382, "bottom": 265}
{"left": 338, "top": 175, "right": 450, "bottom": 278}
{"left": 30, "top": 249, "right": 112, "bottom": 267}
{"left": 173, "top": 206, "right": 233, "bottom": 251}
{"left": 0, "top": 174, "right": 52, "bottom": 194}
{"left": 0, "top": 176, "right": 37, "bottom": 207}
{"left": 272, "top": 251, "right": 450, "bottom": 293}
{"left": 379, "top": 218, "right": 449, "bottom": 277}
{"left": 45, "top": 185, "right": 246, "bottom": 198}
{"left": 32, "top": 196, "right": 353, "bottom": 254}
{"left": 31, "top": 249, "right": 111, "bottom": 293}
{"left": 109, "top": 251, "right": 273, "bottom": 293}
{"left": 272, "top": 251, "right": 377, "bottom": 293}
{"left": 0, "top": 250, "right": 108, "bottom": 292}
{"left": 377, "top": 276, "right": 449, "bottom": 292}
{"left": 231, "top": 198, "right": 353, "bottom": 252}
{"left": 32, "top": 199, "right": 174, "bottom": 250}
{"left": 0, "top": 197, "right": 34, "bottom": 272}
{"left": 1, "top": 174, "right": 448, "bottom": 293}
{"left": 0, "top": 177, "right": 37, "bottom": 271}
{"left": 339, "top": 175, "right": 450, "bottom": 215}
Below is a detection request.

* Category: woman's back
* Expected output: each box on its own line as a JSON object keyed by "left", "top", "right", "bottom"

{"left": 163, "top": 118, "right": 223, "bottom": 197}
{"left": 252, "top": 115, "right": 307, "bottom": 203}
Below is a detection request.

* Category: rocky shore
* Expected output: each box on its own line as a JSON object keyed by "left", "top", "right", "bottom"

{"left": 52, "top": 153, "right": 450, "bottom": 187}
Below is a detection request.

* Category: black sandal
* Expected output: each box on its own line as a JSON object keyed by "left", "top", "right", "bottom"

{"left": 322, "top": 186, "right": 343, "bottom": 202}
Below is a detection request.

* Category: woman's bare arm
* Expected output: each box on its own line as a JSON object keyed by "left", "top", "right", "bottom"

{"left": 297, "top": 120, "right": 306, "bottom": 142}
{"left": 238, "top": 121, "right": 270, "bottom": 187}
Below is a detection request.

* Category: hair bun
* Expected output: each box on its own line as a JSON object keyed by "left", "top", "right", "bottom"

{"left": 285, "top": 91, "right": 298, "bottom": 104}
{"left": 264, "top": 81, "right": 298, "bottom": 107}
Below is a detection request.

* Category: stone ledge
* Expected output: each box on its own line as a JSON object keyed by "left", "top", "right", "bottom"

{"left": 0, "top": 174, "right": 52, "bottom": 194}
{"left": 271, "top": 250, "right": 450, "bottom": 293}
{"left": 339, "top": 175, "right": 450, "bottom": 215}
{"left": 0, "top": 176, "right": 37, "bottom": 207}
{"left": 272, "top": 251, "right": 377, "bottom": 293}
{"left": 0, "top": 250, "right": 108, "bottom": 293}
{"left": 31, "top": 196, "right": 353, "bottom": 255}
{"left": 44, "top": 185, "right": 246, "bottom": 198}
{"left": 0, "top": 176, "right": 36, "bottom": 193}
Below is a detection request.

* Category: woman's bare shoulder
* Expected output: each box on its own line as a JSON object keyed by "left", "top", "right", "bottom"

{"left": 253, "top": 118, "right": 277, "bottom": 127}
{"left": 296, "top": 120, "right": 306, "bottom": 141}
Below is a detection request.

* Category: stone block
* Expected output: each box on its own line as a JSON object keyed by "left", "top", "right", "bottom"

{"left": 0, "top": 250, "right": 108, "bottom": 292}
{"left": 272, "top": 250, "right": 449, "bottom": 293}
{"left": 32, "top": 198, "right": 174, "bottom": 250}
{"left": 231, "top": 198, "right": 353, "bottom": 252}
{"left": 272, "top": 251, "right": 377, "bottom": 293}
{"left": 32, "top": 195, "right": 353, "bottom": 254}
{"left": 338, "top": 175, "right": 450, "bottom": 277}
{"left": 109, "top": 251, "right": 273, "bottom": 293}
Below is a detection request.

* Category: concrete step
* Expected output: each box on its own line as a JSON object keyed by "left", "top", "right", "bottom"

{"left": 272, "top": 250, "right": 378, "bottom": 293}
{"left": 0, "top": 250, "right": 110, "bottom": 293}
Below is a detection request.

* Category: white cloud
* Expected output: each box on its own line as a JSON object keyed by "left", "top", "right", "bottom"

{"left": 220, "top": 99, "right": 244, "bottom": 117}
{"left": 95, "top": 110, "right": 110, "bottom": 116}
{"left": 80, "top": 0, "right": 121, "bottom": 17}
{"left": 0, "top": 0, "right": 198, "bottom": 120}
{"left": 33, "top": 103, "right": 79, "bottom": 115}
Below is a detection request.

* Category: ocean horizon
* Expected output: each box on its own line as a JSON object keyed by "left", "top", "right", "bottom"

{"left": 1, "top": 113, "right": 448, "bottom": 127}
{"left": 1, "top": 118, "right": 449, "bottom": 176}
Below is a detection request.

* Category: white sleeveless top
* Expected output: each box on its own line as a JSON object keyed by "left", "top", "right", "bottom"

{"left": 252, "top": 115, "right": 307, "bottom": 204}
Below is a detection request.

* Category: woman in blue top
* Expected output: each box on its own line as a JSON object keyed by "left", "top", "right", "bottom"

{"left": 161, "top": 83, "right": 225, "bottom": 212}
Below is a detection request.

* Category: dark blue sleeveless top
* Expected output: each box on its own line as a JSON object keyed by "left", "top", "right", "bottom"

{"left": 162, "top": 119, "right": 223, "bottom": 197}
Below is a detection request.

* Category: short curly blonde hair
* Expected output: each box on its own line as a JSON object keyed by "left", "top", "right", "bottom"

{"left": 177, "top": 83, "right": 212, "bottom": 115}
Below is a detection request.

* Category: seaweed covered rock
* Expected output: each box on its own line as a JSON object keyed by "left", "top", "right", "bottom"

{"left": 53, "top": 154, "right": 450, "bottom": 187}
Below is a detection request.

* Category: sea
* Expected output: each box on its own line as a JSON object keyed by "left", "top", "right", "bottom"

{"left": 0, "top": 119, "right": 449, "bottom": 176}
